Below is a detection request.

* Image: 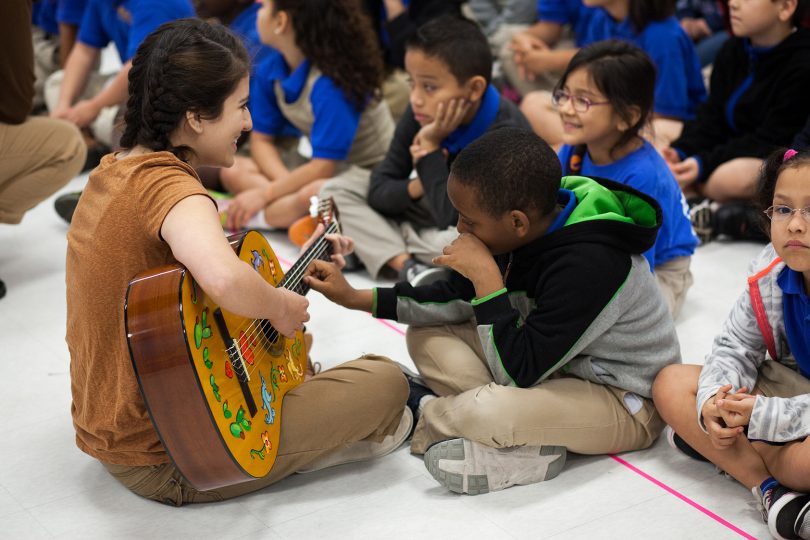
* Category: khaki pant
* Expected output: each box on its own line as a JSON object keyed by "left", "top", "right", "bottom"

{"left": 44, "top": 69, "right": 121, "bottom": 147}
{"left": 32, "top": 26, "right": 60, "bottom": 111}
{"left": 756, "top": 360, "right": 810, "bottom": 399}
{"left": 0, "top": 116, "right": 86, "bottom": 224}
{"left": 406, "top": 322, "right": 663, "bottom": 455}
{"left": 102, "top": 356, "right": 408, "bottom": 506}
{"left": 320, "top": 168, "right": 458, "bottom": 278}
{"left": 655, "top": 255, "right": 693, "bottom": 320}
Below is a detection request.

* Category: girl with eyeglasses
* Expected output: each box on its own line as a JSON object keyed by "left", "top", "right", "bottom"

{"left": 652, "top": 148, "right": 810, "bottom": 540}
{"left": 555, "top": 40, "right": 697, "bottom": 318}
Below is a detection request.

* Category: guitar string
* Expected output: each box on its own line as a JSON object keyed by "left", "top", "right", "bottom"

{"left": 221, "top": 222, "right": 338, "bottom": 379}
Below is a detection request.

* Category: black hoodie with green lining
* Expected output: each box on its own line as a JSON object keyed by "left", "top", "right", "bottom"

{"left": 372, "top": 176, "right": 681, "bottom": 398}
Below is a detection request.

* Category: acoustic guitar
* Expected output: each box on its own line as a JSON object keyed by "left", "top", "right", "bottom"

{"left": 125, "top": 201, "right": 338, "bottom": 490}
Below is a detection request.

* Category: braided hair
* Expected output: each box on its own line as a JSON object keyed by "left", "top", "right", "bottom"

{"left": 120, "top": 18, "right": 250, "bottom": 161}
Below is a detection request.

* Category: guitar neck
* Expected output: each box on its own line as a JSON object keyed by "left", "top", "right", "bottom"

{"left": 278, "top": 221, "right": 339, "bottom": 296}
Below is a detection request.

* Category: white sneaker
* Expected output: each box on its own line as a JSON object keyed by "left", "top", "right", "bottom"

{"left": 424, "top": 438, "right": 566, "bottom": 495}
{"left": 297, "top": 407, "right": 413, "bottom": 473}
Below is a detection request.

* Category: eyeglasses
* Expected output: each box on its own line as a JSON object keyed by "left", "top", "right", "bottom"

{"left": 764, "top": 205, "right": 810, "bottom": 223}
{"left": 551, "top": 89, "right": 611, "bottom": 113}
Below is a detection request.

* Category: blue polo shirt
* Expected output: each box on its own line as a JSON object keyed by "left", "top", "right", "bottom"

{"left": 558, "top": 141, "right": 698, "bottom": 269}
{"left": 78, "top": 0, "right": 194, "bottom": 62}
{"left": 58, "top": 0, "right": 88, "bottom": 26}
{"left": 536, "top": 0, "right": 597, "bottom": 47}
{"left": 575, "top": 9, "right": 706, "bottom": 120}
{"left": 229, "top": 3, "right": 273, "bottom": 72}
{"left": 33, "top": 0, "right": 59, "bottom": 34}
{"left": 442, "top": 85, "right": 501, "bottom": 155}
{"left": 778, "top": 267, "right": 810, "bottom": 378}
{"left": 250, "top": 51, "right": 363, "bottom": 161}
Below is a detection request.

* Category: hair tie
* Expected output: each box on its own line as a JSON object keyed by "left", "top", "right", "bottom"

{"left": 784, "top": 149, "right": 798, "bottom": 162}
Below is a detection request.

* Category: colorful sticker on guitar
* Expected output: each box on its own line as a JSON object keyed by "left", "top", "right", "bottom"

{"left": 203, "top": 347, "right": 212, "bottom": 369}
{"left": 277, "top": 365, "right": 288, "bottom": 383}
{"left": 251, "top": 250, "right": 265, "bottom": 273}
{"left": 209, "top": 374, "right": 221, "bottom": 402}
{"left": 249, "top": 432, "right": 272, "bottom": 460}
{"left": 190, "top": 277, "right": 198, "bottom": 305}
{"left": 286, "top": 349, "right": 303, "bottom": 381}
{"left": 238, "top": 331, "right": 256, "bottom": 366}
{"left": 194, "top": 308, "right": 213, "bottom": 349}
{"left": 222, "top": 400, "right": 232, "bottom": 419}
{"left": 259, "top": 372, "right": 276, "bottom": 425}
{"left": 229, "top": 406, "right": 251, "bottom": 439}
{"left": 225, "top": 360, "right": 234, "bottom": 379}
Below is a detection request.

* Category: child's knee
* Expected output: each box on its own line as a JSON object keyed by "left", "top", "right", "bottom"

{"left": 652, "top": 364, "right": 700, "bottom": 410}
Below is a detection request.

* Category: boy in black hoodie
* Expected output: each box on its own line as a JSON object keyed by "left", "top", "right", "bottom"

{"left": 306, "top": 128, "right": 680, "bottom": 495}
{"left": 663, "top": 0, "right": 810, "bottom": 241}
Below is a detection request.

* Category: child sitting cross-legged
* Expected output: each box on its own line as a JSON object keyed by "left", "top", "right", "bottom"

{"left": 306, "top": 127, "right": 681, "bottom": 495}
{"left": 320, "top": 15, "right": 530, "bottom": 283}
{"left": 653, "top": 148, "right": 810, "bottom": 540}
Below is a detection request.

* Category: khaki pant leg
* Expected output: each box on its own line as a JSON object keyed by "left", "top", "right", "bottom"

{"left": 399, "top": 222, "right": 458, "bottom": 266}
{"left": 103, "top": 356, "right": 408, "bottom": 505}
{"left": 0, "top": 117, "right": 86, "bottom": 224}
{"left": 406, "top": 322, "right": 494, "bottom": 396}
{"left": 320, "top": 168, "right": 409, "bottom": 278}
{"left": 411, "top": 375, "right": 663, "bottom": 455}
{"left": 43, "top": 69, "right": 120, "bottom": 147}
{"left": 32, "top": 26, "right": 60, "bottom": 111}
{"left": 654, "top": 255, "right": 694, "bottom": 320}
{"left": 755, "top": 361, "right": 810, "bottom": 398}
{"left": 382, "top": 69, "right": 410, "bottom": 123}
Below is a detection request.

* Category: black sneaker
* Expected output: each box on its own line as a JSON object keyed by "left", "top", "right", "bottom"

{"left": 54, "top": 191, "right": 82, "bottom": 224}
{"left": 714, "top": 201, "right": 769, "bottom": 243}
{"left": 82, "top": 143, "right": 109, "bottom": 173}
{"left": 0, "top": 279, "right": 6, "bottom": 299}
{"left": 665, "top": 426, "right": 709, "bottom": 462}
{"left": 399, "top": 257, "right": 449, "bottom": 287}
{"left": 755, "top": 483, "right": 810, "bottom": 539}
{"left": 398, "top": 364, "right": 435, "bottom": 425}
{"left": 689, "top": 198, "right": 717, "bottom": 244}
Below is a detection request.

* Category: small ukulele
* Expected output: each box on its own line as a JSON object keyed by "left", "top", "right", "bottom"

{"left": 125, "top": 200, "right": 338, "bottom": 490}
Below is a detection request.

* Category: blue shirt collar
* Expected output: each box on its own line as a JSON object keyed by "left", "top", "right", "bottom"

{"left": 545, "top": 189, "right": 577, "bottom": 235}
{"left": 442, "top": 85, "right": 500, "bottom": 155}
{"left": 778, "top": 266, "right": 810, "bottom": 300}
{"left": 267, "top": 55, "right": 312, "bottom": 104}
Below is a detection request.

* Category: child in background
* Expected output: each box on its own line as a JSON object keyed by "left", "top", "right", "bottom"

{"left": 307, "top": 128, "right": 680, "bottom": 495}
{"left": 66, "top": 19, "right": 409, "bottom": 505}
{"left": 220, "top": 0, "right": 394, "bottom": 230}
{"left": 556, "top": 40, "right": 697, "bottom": 318}
{"left": 520, "top": 0, "right": 706, "bottom": 149}
{"left": 653, "top": 148, "right": 810, "bottom": 540}
{"left": 195, "top": 0, "right": 274, "bottom": 68}
{"left": 676, "top": 0, "right": 729, "bottom": 67}
{"left": 320, "top": 16, "right": 530, "bottom": 282}
{"left": 664, "top": 0, "right": 810, "bottom": 243}
{"left": 467, "top": 0, "right": 538, "bottom": 52}
{"left": 46, "top": 0, "right": 195, "bottom": 149}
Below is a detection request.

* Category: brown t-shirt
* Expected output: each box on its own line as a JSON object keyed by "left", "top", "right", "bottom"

{"left": 0, "top": 0, "right": 35, "bottom": 124}
{"left": 66, "top": 151, "right": 211, "bottom": 466}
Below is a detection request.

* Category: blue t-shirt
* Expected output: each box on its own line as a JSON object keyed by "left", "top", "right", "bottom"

{"left": 536, "top": 0, "right": 596, "bottom": 47}
{"left": 557, "top": 141, "right": 698, "bottom": 268}
{"left": 574, "top": 8, "right": 706, "bottom": 120}
{"left": 78, "top": 0, "right": 194, "bottom": 62}
{"left": 778, "top": 267, "right": 810, "bottom": 378}
{"left": 442, "top": 85, "right": 501, "bottom": 155}
{"left": 229, "top": 3, "right": 273, "bottom": 72}
{"left": 59, "top": 0, "right": 88, "bottom": 26}
{"left": 250, "top": 51, "right": 362, "bottom": 161}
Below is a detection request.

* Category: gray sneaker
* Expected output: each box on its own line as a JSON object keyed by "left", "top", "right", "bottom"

{"left": 424, "top": 438, "right": 566, "bottom": 495}
{"left": 755, "top": 484, "right": 810, "bottom": 540}
{"left": 399, "top": 257, "right": 450, "bottom": 287}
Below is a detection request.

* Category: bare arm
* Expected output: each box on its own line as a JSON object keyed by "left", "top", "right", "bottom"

{"left": 161, "top": 194, "right": 309, "bottom": 336}
{"left": 250, "top": 131, "right": 291, "bottom": 181}
{"left": 58, "top": 23, "right": 79, "bottom": 68}
{"left": 52, "top": 42, "right": 100, "bottom": 114}
{"left": 265, "top": 158, "right": 337, "bottom": 202}
{"left": 524, "top": 21, "right": 564, "bottom": 46}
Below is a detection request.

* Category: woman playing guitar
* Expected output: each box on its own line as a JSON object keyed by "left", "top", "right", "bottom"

{"left": 66, "top": 19, "right": 409, "bottom": 506}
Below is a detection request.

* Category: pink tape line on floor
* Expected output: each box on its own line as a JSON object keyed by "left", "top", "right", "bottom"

{"left": 277, "top": 254, "right": 756, "bottom": 539}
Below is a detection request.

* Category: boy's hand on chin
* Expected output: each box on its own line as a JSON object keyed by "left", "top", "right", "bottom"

{"left": 433, "top": 234, "right": 503, "bottom": 298}
{"left": 416, "top": 99, "right": 472, "bottom": 152}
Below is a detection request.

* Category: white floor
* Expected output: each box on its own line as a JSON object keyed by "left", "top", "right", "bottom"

{"left": 0, "top": 172, "right": 771, "bottom": 540}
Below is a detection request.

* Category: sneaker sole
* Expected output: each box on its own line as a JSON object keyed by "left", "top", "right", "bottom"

{"left": 424, "top": 438, "right": 566, "bottom": 496}
{"left": 690, "top": 203, "right": 714, "bottom": 245}
{"left": 769, "top": 490, "right": 810, "bottom": 540}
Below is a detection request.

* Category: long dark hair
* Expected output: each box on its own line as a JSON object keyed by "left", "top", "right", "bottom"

{"left": 555, "top": 40, "right": 656, "bottom": 159}
{"left": 628, "top": 0, "right": 675, "bottom": 31}
{"left": 756, "top": 148, "right": 810, "bottom": 233}
{"left": 120, "top": 18, "right": 250, "bottom": 161}
{"left": 274, "top": 0, "right": 383, "bottom": 110}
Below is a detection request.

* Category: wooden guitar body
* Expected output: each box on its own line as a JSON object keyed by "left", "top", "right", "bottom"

{"left": 125, "top": 231, "right": 307, "bottom": 490}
